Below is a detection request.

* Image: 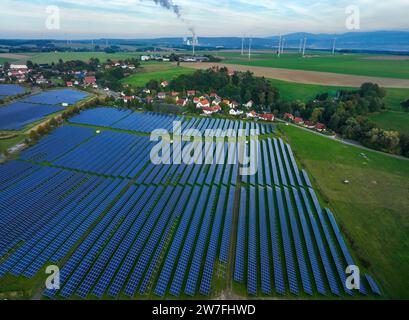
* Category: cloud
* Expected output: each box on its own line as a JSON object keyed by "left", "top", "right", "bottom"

{"left": 0, "top": 0, "right": 408, "bottom": 38}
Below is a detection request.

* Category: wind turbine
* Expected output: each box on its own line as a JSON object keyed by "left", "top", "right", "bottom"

{"left": 299, "top": 38, "right": 303, "bottom": 54}
{"left": 302, "top": 37, "right": 307, "bottom": 57}
{"left": 332, "top": 38, "right": 337, "bottom": 55}
{"left": 278, "top": 35, "right": 282, "bottom": 57}
{"left": 241, "top": 36, "right": 245, "bottom": 56}
{"left": 248, "top": 38, "right": 252, "bottom": 60}
{"left": 281, "top": 38, "right": 285, "bottom": 55}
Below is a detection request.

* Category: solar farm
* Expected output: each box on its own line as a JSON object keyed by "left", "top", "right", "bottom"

{"left": 0, "top": 107, "right": 382, "bottom": 299}
{"left": 0, "top": 84, "right": 27, "bottom": 99}
{"left": 0, "top": 89, "right": 89, "bottom": 130}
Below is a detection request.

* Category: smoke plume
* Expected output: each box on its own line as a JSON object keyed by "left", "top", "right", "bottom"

{"left": 151, "top": 0, "right": 181, "bottom": 18}
{"left": 147, "top": 0, "right": 196, "bottom": 36}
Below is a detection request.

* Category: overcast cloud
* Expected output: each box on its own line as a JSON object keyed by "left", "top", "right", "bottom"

{"left": 0, "top": 0, "right": 408, "bottom": 39}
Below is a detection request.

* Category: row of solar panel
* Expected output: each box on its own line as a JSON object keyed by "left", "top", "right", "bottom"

{"left": 181, "top": 116, "right": 274, "bottom": 137}
{"left": 0, "top": 84, "right": 26, "bottom": 97}
{"left": 241, "top": 138, "right": 309, "bottom": 188}
{"left": 0, "top": 161, "right": 237, "bottom": 298}
{"left": 69, "top": 108, "right": 183, "bottom": 133}
{"left": 0, "top": 89, "right": 89, "bottom": 130}
{"left": 233, "top": 185, "right": 381, "bottom": 297}
{"left": 21, "top": 126, "right": 153, "bottom": 178}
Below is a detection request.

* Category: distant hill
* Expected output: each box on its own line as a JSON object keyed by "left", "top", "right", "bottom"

{"left": 1, "top": 31, "right": 408, "bottom": 53}
{"left": 132, "top": 31, "right": 409, "bottom": 53}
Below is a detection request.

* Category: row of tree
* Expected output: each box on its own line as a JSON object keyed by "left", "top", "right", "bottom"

{"left": 163, "top": 67, "right": 280, "bottom": 108}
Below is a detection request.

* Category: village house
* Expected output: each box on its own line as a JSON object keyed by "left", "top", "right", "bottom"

{"left": 83, "top": 76, "right": 97, "bottom": 86}
{"left": 246, "top": 111, "right": 257, "bottom": 118}
{"left": 258, "top": 113, "right": 275, "bottom": 122}
{"left": 187, "top": 90, "right": 196, "bottom": 96}
{"left": 122, "top": 96, "right": 135, "bottom": 103}
{"left": 202, "top": 105, "right": 221, "bottom": 115}
{"left": 245, "top": 100, "right": 254, "bottom": 108}
{"left": 284, "top": 113, "right": 295, "bottom": 121}
{"left": 160, "top": 81, "right": 169, "bottom": 88}
{"left": 293, "top": 117, "right": 304, "bottom": 125}
{"left": 304, "top": 120, "right": 315, "bottom": 129}
{"left": 10, "top": 64, "right": 28, "bottom": 73}
{"left": 229, "top": 109, "right": 243, "bottom": 116}
{"left": 315, "top": 123, "right": 327, "bottom": 132}
{"left": 66, "top": 81, "right": 73, "bottom": 87}
{"left": 196, "top": 99, "right": 210, "bottom": 108}
{"left": 176, "top": 98, "right": 188, "bottom": 107}
{"left": 158, "top": 92, "right": 166, "bottom": 100}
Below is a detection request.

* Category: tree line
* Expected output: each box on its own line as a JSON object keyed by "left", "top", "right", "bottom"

{"left": 274, "top": 83, "right": 409, "bottom": 157}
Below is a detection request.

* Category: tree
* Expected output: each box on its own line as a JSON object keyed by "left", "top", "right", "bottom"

{"left": 146, "top": 79, "right": 159, "bottom": 91}
{"left": 401, "top": 99, "right": 409, "bottom": 112}
{"left": 29, "top": 130, "right": 39, "bottom": 141}
{"left": 220, "top": 102, "right": 229, "bottom": 114}
{"left": 310, "top": 108, "right": 324, "bottom": 123}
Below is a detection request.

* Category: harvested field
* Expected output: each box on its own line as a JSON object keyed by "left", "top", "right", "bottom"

{"left": 363, "top": 56, "right": 409, "bottom": 61}
{"left": 182, "top": 62, "right": 409, "bottom": 88}
{"left": 0, "top": 53, "right": 31, "bottom": 60}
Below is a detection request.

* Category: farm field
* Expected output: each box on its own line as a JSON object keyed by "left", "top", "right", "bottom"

{"left": 183, "top": 62, "right": 409, "bottom": 88}
{"left": 0, "top": 107, "right": 382, "bottom": 300}
{"left": 214, "top": 51, "right": 409, "bottom": 80}
{"left": 121, "top": 65, "right": 194, "bottom": 88}
{"left": 19, "top": 52, "right": 144, "bottom": 64}
{"left": 278, "top": 124, "right": 409, "bottom": 299}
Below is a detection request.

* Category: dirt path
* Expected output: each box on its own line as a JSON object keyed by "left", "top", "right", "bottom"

{"left": 0, "top": 53, "right": 31, "bottom": 60}
{"left": 182, "top": 62, "right": 409, "bottom": 88}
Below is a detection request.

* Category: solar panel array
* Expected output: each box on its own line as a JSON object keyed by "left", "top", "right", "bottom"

{"left": 70, "top": 109, "right": 183, "bottom": 133}
{"left": 0, "top": 89, "right": 88, "bottom": 130}
{"left": 22, "top": 89, "right": 89, "bottom": 105}
{"left": 233, "top": 137, "right": 381, "bottom": 297}
{"left": 0, "top": 102, "right": 64, "bottom": 130}
{"left": 0, "top": 84, "right": 26, "bottom": 98}
{"left": 0, "top": 106, "right": 382, "bottom": 299}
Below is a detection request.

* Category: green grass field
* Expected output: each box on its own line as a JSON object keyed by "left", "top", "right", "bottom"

{"left": 23, "top": 52, "right": 144, "bottom": 64}
{"left": 0, "top": 57, "right": 14, "bottom": 65}
{"left": 369, "top": 111, "right": 409, "bottom": 135}
{"left": 121, "top": 65, "right": 195, "bottom": 88}
{"left": 268, "top": 79, "right": 355, "bottom": 102}
{"left": 215, "top": 51, "right": 409, "bottom": 79}
{"left": 279, "top": 124, "right": 409, "bottom": 299}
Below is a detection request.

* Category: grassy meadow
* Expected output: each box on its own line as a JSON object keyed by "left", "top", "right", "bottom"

{"left": 121, "top": 64, "right": 195, "bottom": 88}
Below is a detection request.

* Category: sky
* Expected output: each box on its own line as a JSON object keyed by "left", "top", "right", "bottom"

{"left": 0, "top": 0, "right": 408, "bottom": 39}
